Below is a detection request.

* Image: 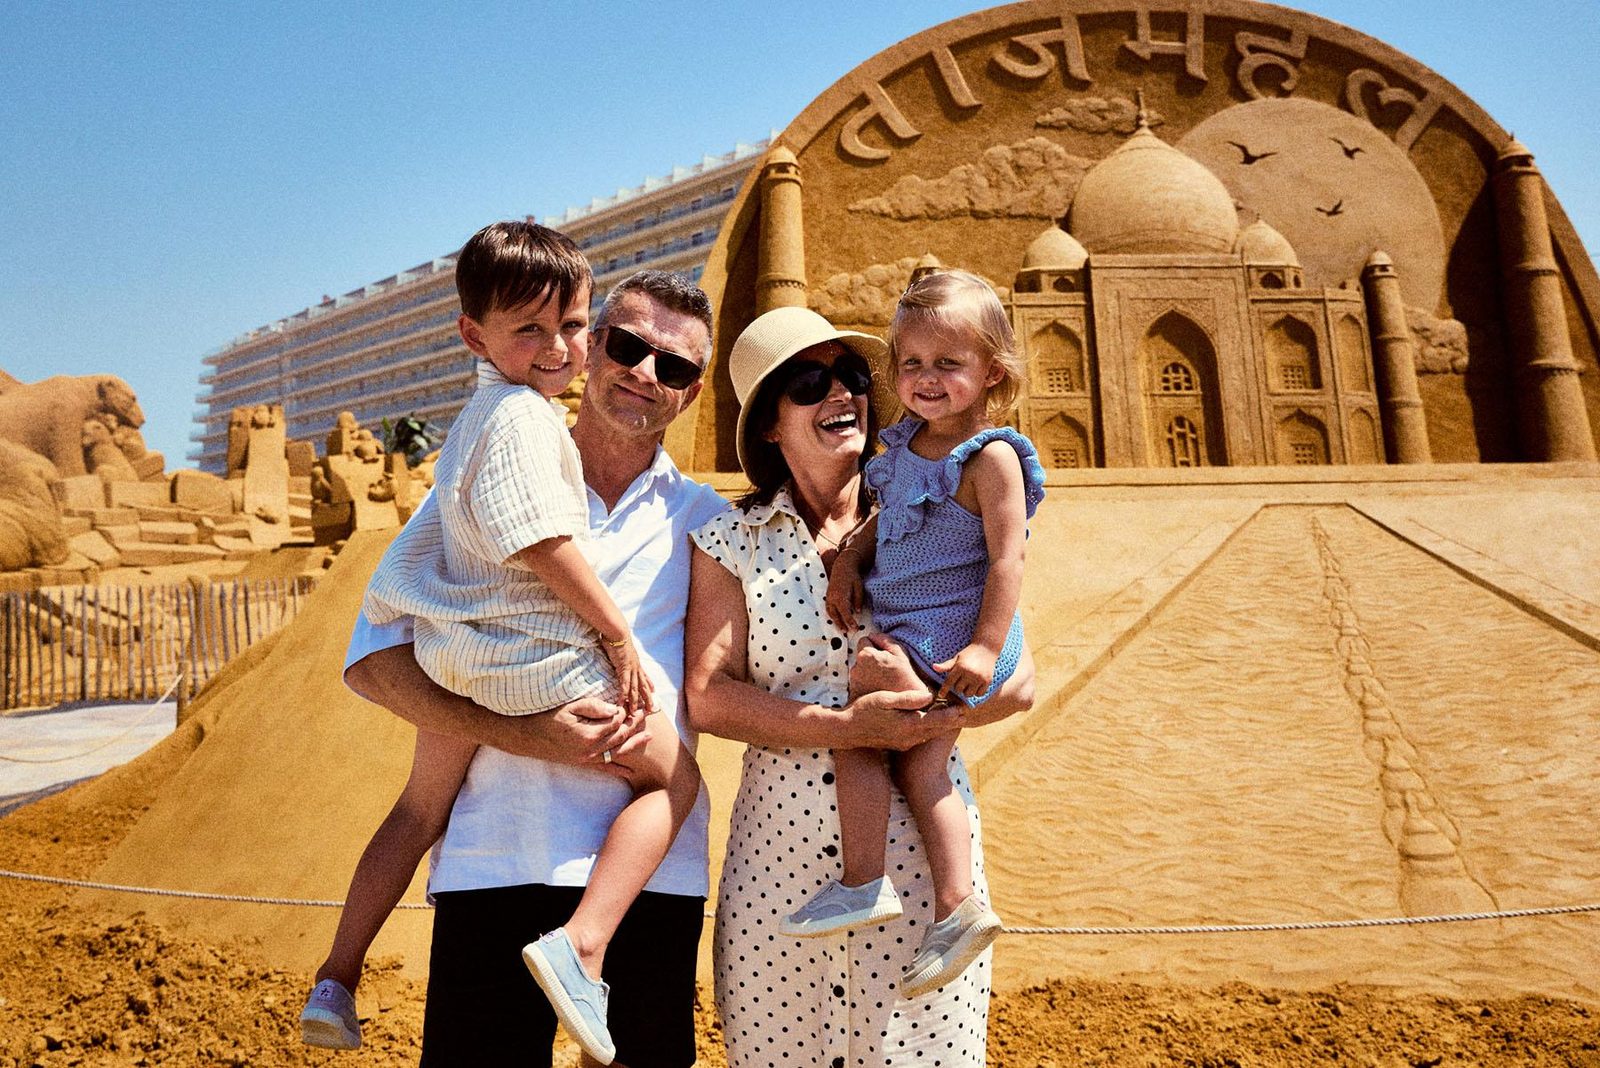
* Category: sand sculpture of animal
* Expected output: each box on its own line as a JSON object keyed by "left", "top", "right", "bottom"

{"left": 82, "top": 418, "right": 139, "bottom": 482}
{"left": 0, "top": 374, "right": 145, "bottom": 477}
{"left": 0, "top": 438, "right": 68, "bottom": 571}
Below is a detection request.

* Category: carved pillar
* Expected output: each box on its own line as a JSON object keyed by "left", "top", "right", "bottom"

{"left": 1491, "top": 139, "right": 1597, "bottom": 461}
{"left": 1362, "top": 252, "right": 1432, "bottom": 463}
{"left": 756, "top": 146, "right": 807, "bottom": 314}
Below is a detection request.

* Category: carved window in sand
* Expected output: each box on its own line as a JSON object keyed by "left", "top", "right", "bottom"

{"left": 1335, "top": 314, "right": 1373, "bottom": 393}
{"left": 1038, "top": 412, "right": 1092, "bottom": 468}
{"left": 1158, "top": 361, "right": 1196, "bottom": 393}
{"left": 1165, "top": 417, "right": 1202, "bottom": 467}
{"left": 1142, "top": 312, "right": 1224, "bottom": 467}
{"left": 1030, "top": 321, "right": 1086, "bottom": 396}
{"left": 1266, "top": 316, "right": 1322, "bottom": 392}
{"left": 1276, "top": 410, "right": 1330, "bottom": 465}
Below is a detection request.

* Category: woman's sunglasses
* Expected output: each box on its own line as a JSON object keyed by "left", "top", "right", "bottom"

{"left": 601, "top": 325, "right": 704, "bottom": 390}
{"left": 780, "top": 352, "right": 874, "bottom": 406}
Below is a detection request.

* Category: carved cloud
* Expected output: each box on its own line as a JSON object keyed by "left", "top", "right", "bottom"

{"left": 810, "top": 258, "right": 1001, "bottom": 326}
{"left": 1405, "top": 307, "right": 1471, "bottom": 374}
{"left": 848, "top": 136, "right": 1092, "bottom": 220}
{"left": 1035, "top": 97, "right": 1164, "bottom": 135}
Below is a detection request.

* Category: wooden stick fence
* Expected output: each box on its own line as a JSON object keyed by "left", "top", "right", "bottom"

{"left": 0, "top": 576, "right": 316, "bottom": 711}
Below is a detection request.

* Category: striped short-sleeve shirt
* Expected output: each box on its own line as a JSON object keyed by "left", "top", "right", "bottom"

{"left": 362, "top": 363, "right": 612, "bottom": 714}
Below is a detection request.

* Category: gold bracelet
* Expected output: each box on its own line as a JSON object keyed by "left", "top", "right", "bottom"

{"left": 602, "top": 635, "right": 628, "bottom": 648}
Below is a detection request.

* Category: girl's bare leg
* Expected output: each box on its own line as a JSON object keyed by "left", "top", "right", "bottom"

{"left": 315, "top": 729, "right": 477, "bottom": 990}
{"left": 561, "top": 711, "right": 701, "bottom": 982}
{"left": 893, "top": 730, "right": 970, "bottom": 920}
{"left": 834, "top": 746, "right": 891, "bottom": 886}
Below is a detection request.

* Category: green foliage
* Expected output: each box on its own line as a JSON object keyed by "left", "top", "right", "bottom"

{"left": 380, "top": 413, "right": 439, "bottom": 464}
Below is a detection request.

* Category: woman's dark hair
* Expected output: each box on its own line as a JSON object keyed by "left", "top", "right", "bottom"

{"left": 735, "top": 357, "right": 879, "bottom": 514}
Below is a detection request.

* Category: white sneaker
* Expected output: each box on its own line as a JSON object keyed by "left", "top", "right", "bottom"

{"left": 899, "top": 895, "right": 1002, "bottom": 1000}
{"left": 300, "top": 978, "right": 361, "bottom": 1049}
{"left": 780, "top": 877, "right": 903, "bottom": 938}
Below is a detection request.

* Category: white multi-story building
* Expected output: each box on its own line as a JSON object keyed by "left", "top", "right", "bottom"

{"left": 189, "top": 138, "right": 769, "bottom": 472}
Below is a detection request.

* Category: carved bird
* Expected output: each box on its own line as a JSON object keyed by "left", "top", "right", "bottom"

{"left": 1227, "top": 140, "right": 1278, "bottom": 165}
{"left": 1316, "top": 200, "right": 1346, "bottom": 217}
{"left": 1331, "top": 136, "right": 1365, "bottom": 159}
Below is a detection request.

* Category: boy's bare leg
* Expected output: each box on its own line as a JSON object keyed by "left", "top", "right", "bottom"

{"left": 562, "top": 711, "right": 701, "bottom": 982}
{"left": 834, "top": 746, "right": 891, "bottom": 886}
{"left": 893, "top": 730, "right": 970, "bottom": 920}
{"left": 315, "top": 729, "right": 477, "bottom": 990}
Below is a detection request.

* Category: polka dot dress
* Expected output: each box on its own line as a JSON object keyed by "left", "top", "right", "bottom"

{"left": 693, "top": 488, "right": 991, "bottom": 1068}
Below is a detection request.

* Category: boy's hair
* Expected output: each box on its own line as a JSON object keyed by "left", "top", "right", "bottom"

{"left": 455, "top": 220, "right": 592, "bottom": 323}
{"left": 595, "top": 270, "right": 715, "bottom": 359}
{"left": 888, "top": 269, "right": 1026, "bottom": 418}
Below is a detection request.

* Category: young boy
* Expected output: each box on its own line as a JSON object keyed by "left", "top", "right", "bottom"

{"left": 299, "top": 222, "right": 701, "bottom": 1065}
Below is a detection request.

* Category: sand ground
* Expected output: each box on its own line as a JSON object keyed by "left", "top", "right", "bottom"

{"left": 4, "top": 466, "right": 1600, "bottom": 1064}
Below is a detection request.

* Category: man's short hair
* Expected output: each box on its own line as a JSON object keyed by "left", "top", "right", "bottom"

{"left": 595, "top": 271, "right": 714, "bottom": 358}
{"left": 456, "top": 220, "right": 592, "bottom": 323}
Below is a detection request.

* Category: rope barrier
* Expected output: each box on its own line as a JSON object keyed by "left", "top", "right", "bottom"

{"left": 0, "top": 868, "right": 432, "bottom": 909}
{"left": 1002, "top": 902, "right": 1600, "bottom": 935}
{"left": 0, "top": 673, "right": 184, "bottom": 765}
{"left": 3, "top": 867, "right": 1597, "bottom": 932}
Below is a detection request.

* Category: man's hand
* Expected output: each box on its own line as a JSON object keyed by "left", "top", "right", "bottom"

{"left": 496, "top": 696, "right": 647, "bottom": 767}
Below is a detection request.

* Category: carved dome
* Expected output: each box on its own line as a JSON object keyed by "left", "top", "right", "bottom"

{"left": 1067, "top": 126, "right": 1239, "bottom": 255}
{"left": 1022, "top": 226, "right": 1089, "bottom": 271}
{"left": 1237, "top": 219, "right": 1300, "bottom": 266}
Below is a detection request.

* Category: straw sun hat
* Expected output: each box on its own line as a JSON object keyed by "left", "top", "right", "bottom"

{"left": 729, "top": 306, "right": 892, "bottom": 475}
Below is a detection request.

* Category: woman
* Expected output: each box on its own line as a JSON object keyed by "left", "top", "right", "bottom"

{"left": 683, "top": 306, "right": 1035, "bottom": 1066}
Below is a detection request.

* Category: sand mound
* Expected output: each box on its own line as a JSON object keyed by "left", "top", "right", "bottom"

{"left": 82, "top": 530, "right": 431, "bottom": 972}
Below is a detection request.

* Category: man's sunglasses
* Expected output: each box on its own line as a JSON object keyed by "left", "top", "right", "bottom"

{"left": 780, "top": 352, "right": 874, "bottom": 406}
{"left": 600, "top": 325, "right": 704, "bottom": 390}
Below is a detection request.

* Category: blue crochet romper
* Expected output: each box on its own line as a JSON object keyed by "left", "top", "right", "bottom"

{"left": 863, "top": 419, "right": 1047, "bottom": 706}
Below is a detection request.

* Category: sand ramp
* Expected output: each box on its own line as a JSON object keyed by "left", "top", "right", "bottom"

{"left": 87, "top": 530, "right": 433, "bottom": 971}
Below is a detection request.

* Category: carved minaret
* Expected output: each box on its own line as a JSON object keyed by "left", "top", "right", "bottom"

{"left": 1363, "top": 252, "right": 1433, "bottom": 464}
{"left": 756, "top": 145, "right": 807, "bottom": 314}
{"left": 1491, "top": 138, "right": 1597, "bottom": 461}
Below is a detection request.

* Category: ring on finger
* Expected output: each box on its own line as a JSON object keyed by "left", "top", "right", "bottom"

{"left": 603, "top": 749, "right": 613, "bottom": 764}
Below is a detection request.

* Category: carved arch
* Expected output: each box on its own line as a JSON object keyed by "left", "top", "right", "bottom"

{"left": 1265, "top": 315, "right": 1322, "bottom": 391}
{"left": 1276, "top": 408, "right": 1330, "bottom": 464}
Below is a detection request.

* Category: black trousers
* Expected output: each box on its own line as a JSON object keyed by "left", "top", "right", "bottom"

{"left": 420, "top": 883, "right": 704, "bottom": 1068}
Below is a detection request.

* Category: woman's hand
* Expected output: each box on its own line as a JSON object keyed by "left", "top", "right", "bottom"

{"left": 842, "top": 688, "right": 962, "bottom": 750}
{"left": 933, "top": 642, "right": 998, "bottom": 703}
{"left": 824, "top": 547, "right": 866, "bottom": 632}
{"left": 602, "top": 633, "right": 656, "bottom": 715}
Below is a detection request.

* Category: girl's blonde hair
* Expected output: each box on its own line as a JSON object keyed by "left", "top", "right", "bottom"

{"left": 887, "top": 269, "right": 1026, "bottom": 418}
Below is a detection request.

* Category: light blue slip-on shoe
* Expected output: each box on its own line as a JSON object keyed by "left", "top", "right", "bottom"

{"left": 780, "top": 876, "right": 903, "bottom": 938}
{"left": 300, "top": 977, "right": 361, "bottom": 1050}
{"left": 522, "top": 928, "right": 615, "bottom": 1065}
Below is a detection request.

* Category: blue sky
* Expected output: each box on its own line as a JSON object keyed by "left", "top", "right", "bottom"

{"left": 3, "top": 1, "right": 1596, "bottom": 467}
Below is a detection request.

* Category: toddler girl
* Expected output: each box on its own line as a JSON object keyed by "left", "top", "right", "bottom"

{"left": 783, "top": 269, "right": 1044, "bottom": 1000}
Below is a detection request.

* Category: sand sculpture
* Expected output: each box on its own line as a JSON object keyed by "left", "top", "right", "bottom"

{"left": 0, "top": 375, "right": 330, "bottom": 585}
{"left": 672, "top": 0, "right": 1600, "bottom": 470}
{"left": 5, "top": 9, "right": 1599, "bottom": 1062}
{"left": 0, "top": 374, "right": 149, "bottom": 478}
{"left": 309, "top": 411, "right": 404, "bottom": 543}
{"left": 0, "top": 438, "right": 69, "bottom": 573}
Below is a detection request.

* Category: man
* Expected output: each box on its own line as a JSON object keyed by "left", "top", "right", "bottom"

{"left": 344, "top": 269, "right": 985, "bottom": 1067}
{"left": 344, "top": 269, "right": 724, "bottom": 1067}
